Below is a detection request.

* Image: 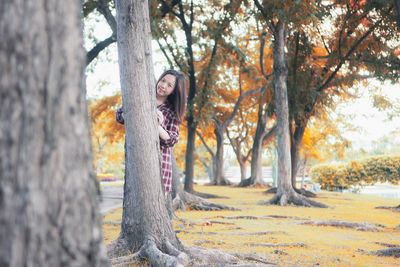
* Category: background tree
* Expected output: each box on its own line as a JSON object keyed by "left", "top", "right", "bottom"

{"left": 286, "top": 0, "right": 399, "bottom": 190}
{"left": 0, "top": 0, "right": 107, "bottom": 266}
{"left": 254, "top": 0, "right": 329, "bottom": 207}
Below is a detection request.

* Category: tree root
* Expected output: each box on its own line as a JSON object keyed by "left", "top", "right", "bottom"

{"left": 375, "top": 204, "right": 400, "bottom": 212}
{"left": 301, "top": 219, "right": 383, "bottom": 231}
{"left": 258, "top": 191, "right": 329, "bottom": 208}
{"left": 173, "top": 190, "right": 236, "bottom": 211}
{"left": 358, "top": 247, "right": 400, "bottom": 258}
{"left": 209, "top": 214, "right": 310, "bottom": 221}
{"left": 237, "top": 177, "right": 270, "bottom": 188}
{"left": 244, "top": 242, "right": 307, "bottom": 248}
{"left": 264, "top": 187, "right": 317, "bottom": 198}
{"left": 373, "top": 242, "right": 400, "bottom": 248}
{"left": 108, "top": 237, "right": 245, "bottom": 266}
{"left": 234, "top": 253, "right": 277, "bottom": 265}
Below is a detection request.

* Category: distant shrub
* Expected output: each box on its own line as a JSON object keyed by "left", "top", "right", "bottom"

{"left": 97, "top": 173, "right": 117, "bottom": 182}
{"left": 310, "top": 155, "right": 400, "bottom": 191}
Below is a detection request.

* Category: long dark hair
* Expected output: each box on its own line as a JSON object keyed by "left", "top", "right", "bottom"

{"left": 156, "top": 69, "right": 187, "bottom": 123}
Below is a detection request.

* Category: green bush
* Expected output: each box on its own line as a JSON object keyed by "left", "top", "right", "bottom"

{"left": 310, "top": 155, "right": 400, "bottom": 191}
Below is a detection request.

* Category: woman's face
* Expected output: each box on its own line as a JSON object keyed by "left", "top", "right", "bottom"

{"left": 157, "top": 74, "right": 176, "bottom": 98}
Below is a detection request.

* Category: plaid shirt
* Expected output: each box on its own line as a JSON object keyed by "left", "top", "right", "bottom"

{"left": 115, "top": 102, "right": 179, "bottom": 192}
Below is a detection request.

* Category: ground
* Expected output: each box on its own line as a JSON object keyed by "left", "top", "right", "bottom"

{"left": 102, "top": 184, "right": 400, "bottom": 266}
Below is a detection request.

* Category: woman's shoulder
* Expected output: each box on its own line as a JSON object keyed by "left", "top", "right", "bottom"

{"left": 159, "top": 101, "right": 176, "bottom": 116}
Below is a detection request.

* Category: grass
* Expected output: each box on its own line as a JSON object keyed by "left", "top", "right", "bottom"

{"left": 102, "top": 185, "right": 400, "bottom": 266}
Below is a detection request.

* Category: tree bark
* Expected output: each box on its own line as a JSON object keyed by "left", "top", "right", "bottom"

{"left": 0, "top": 1, "right": 107, "bottom": 266}
{"left": 184, "top": 122, "right": 196, "bottom": 192}
{"left": 290, "top": 121, "right": 306, "bottom": 188}
{"left": 109, "top": 2, "right": 238, "bottom": 265}
{"left": 260, "top": 21, "right": 327, "bottom": 208}
{"left": 109, "top": 0, "right": 181, "bottom": 262}
{"left": 213, "top": 128, "right": 231, "bottom": 185}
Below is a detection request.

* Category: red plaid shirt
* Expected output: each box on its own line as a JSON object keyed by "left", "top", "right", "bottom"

{"left": 158, "top": 102, "right": 179, "bottom": 192}
{"left": 115, "top": 102, "right": 179, "bottom": 192}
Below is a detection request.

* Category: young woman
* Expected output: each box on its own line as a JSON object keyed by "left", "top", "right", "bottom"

{"left": 116, "top": 70, "right": 186, "bottom": 192}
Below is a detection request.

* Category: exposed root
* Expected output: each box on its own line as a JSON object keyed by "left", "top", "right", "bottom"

{"left": 228, "top": 231, "right": 287, "bottom": 236}
{"left": 209, "top": 214, "right": 309, "bottom": 221}
{"left": 358, "top": 247, "right": 400, "bottom": 258}
{"left": 301, "top": 219, "right": 383, "bottom": 231}
{"left": 193, "top": 240, "right": 227, "bottom": 246}
{"left": 191, "top": 190, "right": 229, "bottom": 199}
{"left": 237, "top": 177, "right": 270, "bottom": 188}
{"left": 181, "top": 191, "right": 236, "bottom": 211}
{"left": 207, "top": 177, "right": 233, "bottom": 186}
{"left": 109, "top": 237, "right": 243, "bottom": 267}
{"left": 172, "top": 190, "right": 234, "bottom": 212}
{"left": 245, "top": 242, "right": 307, "bottom": 248}
{"left": 234, "top": 253, "right": 277, "bottom": 265}
{"left": 182, "top": 243, "right": 238, "bottom": 265}
{"left": 294, "top": 187, "right": 317, "bottom": 198}
{"left": 264, "top": 187, "right": 317, "bottom": 198}
{"left": 258, "top": 191, "right": 329, "bottom": 208}
{"left": 373, "top": 242, "right": 400, "bottom": 248}
{"left": 375, "top": 204, "right": 400, "bottom": 212}
{"left": 208, "top": 220, "right": 236, "bottom": 225}
{"left": 212, "top": 215, "right": 273, "bottom": 220}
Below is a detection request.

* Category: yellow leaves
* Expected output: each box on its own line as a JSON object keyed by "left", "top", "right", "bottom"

{"left": 103, "top": 184, "right": 400, "bottom": 266}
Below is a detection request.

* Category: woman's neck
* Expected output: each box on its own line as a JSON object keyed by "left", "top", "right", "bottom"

{"left": 156, "top": 96, "right": 167, "bottom": 107}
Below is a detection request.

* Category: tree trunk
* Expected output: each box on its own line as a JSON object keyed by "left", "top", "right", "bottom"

{"left": 184, "top": 122, "right": 196, "bottom": 192}
{"left": 239, "top": 161, "right": 247, "bottom": 181}
{"left": 0, "top": 1, "right": 106, "bottom": 266}
{"left": 214, "top": 128, "right": 231, "bottom": 185}
{"left": 109, "top": 2, "right": 237, "bottom": 265}
{"left": 238, "top": 102, "right": 267, "bottom": 187}
{"left": 109, "top": 0, "right": 181, "bottom": 263}
{"left": 274, "top": 21, "right": 293, "bottom": 200}
{"left": 260, "top": 21, "right": 327, "bottom": 208}
{"left": 290, "top": 123, "right": 306, "bottom": 188}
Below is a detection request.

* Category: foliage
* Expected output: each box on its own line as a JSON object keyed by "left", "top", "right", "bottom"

{"left": 89, "top": 94, "right": 124, "bottom": 177}
{"left": 311, "top": 155, "right": 400, "bottom": 190}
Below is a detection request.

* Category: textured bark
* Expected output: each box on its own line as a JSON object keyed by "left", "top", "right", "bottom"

{"left": 258, "top": 21, "right": 327, "bottom": 208}
{"left": 184, "top": 122, "right": 196, "bottom": 192}
{"left": 0, "top": 1, "right": 106, "bottom": 266}
{"left": 109, "top": 0, "right": 181, "bottom": 259}
{"left": 213, "top": 128, "right": 231, "bottom": 185}
{"left": 109, "top": 2, "right": 238, "bottom": 266}
{"left": 290, "top": 121, "right": 306, "bottom": 188}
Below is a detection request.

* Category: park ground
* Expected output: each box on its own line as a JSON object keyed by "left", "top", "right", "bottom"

{"left": 102, "top": 184, "right": 400, "bottom": 266}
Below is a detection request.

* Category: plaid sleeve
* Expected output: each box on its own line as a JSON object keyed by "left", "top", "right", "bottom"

{"left": 160, "top": 110, "right": 179, "bottom": 148}
{"left": 115, "top": 106, "right": 124, "bottom": 124}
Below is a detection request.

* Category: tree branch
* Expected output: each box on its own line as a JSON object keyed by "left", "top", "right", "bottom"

{"left": 86, "top": 36, "right": 115, "bottom": 65}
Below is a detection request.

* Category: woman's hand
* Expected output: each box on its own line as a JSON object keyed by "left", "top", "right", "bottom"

{"left": 157, "top": 110, "right": 164, "bottom": 125}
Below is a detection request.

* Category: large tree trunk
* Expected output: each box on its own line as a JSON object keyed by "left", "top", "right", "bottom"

{"left": 108, "top": 1, "right": 237, "bottom": 266}
{"left": 260, "top": 21, "right": 327, "bottom": 208}
{"left": 290, "top": 122, "right": 306, "bottom": 188}
{"left": 109, "top": 0, "right": 181, "bottom": 263}
{"left": 184, "top": 123, "right": 196, "bottom": 192}
{"left": 213, "top": 128, "right": 231, "bottom": 185}
{"left": 0, "top": 1, "right": 107, "bottom": 266}
{"left": 238, "top": 102, "right": 268, "bottom": 187}
{"left": 239, "top": 161, "right": 247, "bottom": 181}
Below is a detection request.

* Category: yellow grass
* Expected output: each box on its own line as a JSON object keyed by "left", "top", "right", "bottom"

{"left": 103, "top": 185, "right": 400, "bottom": 266}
